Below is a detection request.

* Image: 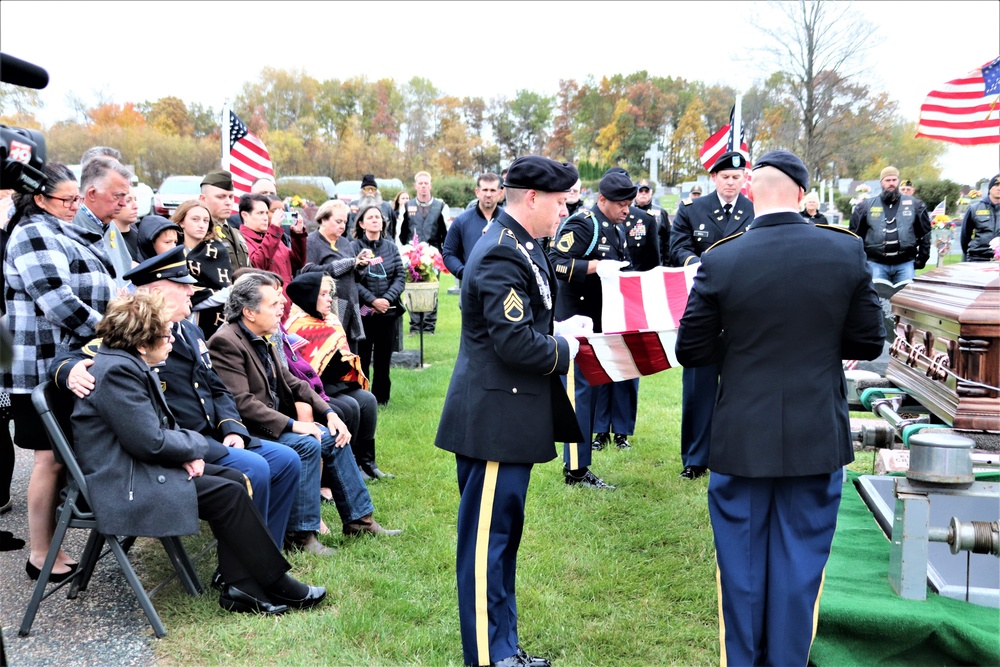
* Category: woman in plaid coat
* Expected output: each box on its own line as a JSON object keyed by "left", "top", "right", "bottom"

{"left": 1, "top": 162, "right": 116, "bottom": 582}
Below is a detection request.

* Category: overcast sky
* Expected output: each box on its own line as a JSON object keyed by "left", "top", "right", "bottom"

{"left": 2, "top": 1, "right": 998, "bottom": 184}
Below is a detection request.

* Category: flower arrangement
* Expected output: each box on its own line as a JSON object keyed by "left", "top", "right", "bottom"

{"left": 855, "top": 183, "right": 871, "bottom": 195}
{"left": 990, "top": 237, "right": 1000, "bottom": 261}
{"left": 400, "top": 237, "right": 448, "bottom": 283}
{"left": 968, "top": 189, "right": 981, "bottom": 199}
{"left": 931, "top": 214, "right": 956, "bottom": 230}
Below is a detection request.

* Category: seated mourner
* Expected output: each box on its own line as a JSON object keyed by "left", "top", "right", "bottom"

{"left": 69, "top": 291, "right": 325, "bottom": 615}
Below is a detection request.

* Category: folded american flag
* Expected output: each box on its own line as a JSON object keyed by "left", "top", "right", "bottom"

{"left": 574, "top": 266, "right": 698, "bottom": 385}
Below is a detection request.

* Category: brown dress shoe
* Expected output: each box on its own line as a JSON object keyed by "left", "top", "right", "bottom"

{"left": 343, "top": 514, "right": 402, "bottom": 537}
{"left": 285, "top": 531, "right": 337, "bottom": 556}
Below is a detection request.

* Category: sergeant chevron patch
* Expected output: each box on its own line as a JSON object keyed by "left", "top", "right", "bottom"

{"left": 556, "top": 231, "right": 575, "bottom": 253}
{"left": 503, "top": 289, "right": 524, "bottom": 322}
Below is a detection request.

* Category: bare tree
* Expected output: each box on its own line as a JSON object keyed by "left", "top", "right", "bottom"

{"left": 751, "top": 0, "right": 880, "bottom": 179}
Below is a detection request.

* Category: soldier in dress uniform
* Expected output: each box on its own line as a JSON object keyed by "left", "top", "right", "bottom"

{"left": 435, "top": 155, "right": 583, "bottom": 667}
{"left": 549, "top": 168, "right": 637, "bottom": 490}
{"left": 668, "top": 151, "right": 755, "bottom": 479}
{"left": 625, "top": 179, "right": 662, "bottom": 271}
{"left": 200, "top": 169, "right": 251, "bottom": 271}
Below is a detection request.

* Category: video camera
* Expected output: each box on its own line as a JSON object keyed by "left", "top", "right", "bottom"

{"left": 0, "top": 52, "right": 50, "bottom": 195}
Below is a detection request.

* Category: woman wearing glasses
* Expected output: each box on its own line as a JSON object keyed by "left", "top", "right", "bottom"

{"left": 1, "top": 162, "right": 116, "bottom": 582}
{"left": 353, "top": 204, "right": 405, "bottom": 405}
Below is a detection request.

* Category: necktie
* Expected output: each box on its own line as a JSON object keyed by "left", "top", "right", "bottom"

{"left": 724, "top": 203, "right": 732, "bottom": 222}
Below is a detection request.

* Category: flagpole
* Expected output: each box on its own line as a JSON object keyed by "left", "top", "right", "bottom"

{"left": 220, "top": 103, "right": 230, "bottom": 171}
{"left": 733, "top": 94, "right": 743, "bottom": 157}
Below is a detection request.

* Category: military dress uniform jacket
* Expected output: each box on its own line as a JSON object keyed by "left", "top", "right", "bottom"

{"left": 435, "top": 211, "right": 581, "bottom": 464}
{"left": 549, "top": 205, "right": 632, "bottom": 332}
{"left": 208, "top": 322, "right": 331, "bottom": 440}
{"left": 70, "top": 347, "right": 211, "bottom": 537}
{"left": 675, "top": 212, "right": 884, "bottom": 478}
{"left": 624, "top": 204, "right": 662, "bottom": 271}
{"left": 668, "top": 193, "right": 754, "bottom": 267}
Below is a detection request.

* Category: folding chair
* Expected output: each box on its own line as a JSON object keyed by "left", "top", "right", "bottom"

{"left": 19, "top": 381, "right": 205, "bottom": 638}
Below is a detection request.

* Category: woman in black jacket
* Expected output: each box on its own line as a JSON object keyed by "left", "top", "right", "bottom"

{"left": 353, "top": 205, "right": 405, "bottom": 405}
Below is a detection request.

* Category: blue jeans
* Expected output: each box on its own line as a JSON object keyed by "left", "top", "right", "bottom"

{"left": 278, "top": 427, "right": 374, "bottom": 531}
{"left": 214, "top": 440, "right": 300, "bottom": 547}
{"left": 868, "top": 260, "right": 914, "bottom": 285}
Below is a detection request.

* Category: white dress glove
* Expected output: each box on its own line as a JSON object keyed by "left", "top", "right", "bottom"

{"left": 553, "top": 315, "right": 594, "bottom": 337}
{"left": 596, "top": 259, "right": 629, "bottom": 278}
{"left": 565, "top": 335, "right": 580, "bottom": 360}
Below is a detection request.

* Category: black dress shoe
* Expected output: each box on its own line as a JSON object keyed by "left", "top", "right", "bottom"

{"left": 25, "top": 559, "right": 78, "bottom": 583}
{"left": 516, "top": 644, "right": 551, "bottom": 667}
{"left": 591, "top": 432, "right": 609, "bottom": 451}
{"left": 219, "top": 585, "right": 288, "bottom": 615}
{"left": 564, "top": 466, "right": 616, "bottom": 491}
{"left": 266, "top": 584, "right": 327, "bottom": 610}
{"left": 489, "top": 654, "right": 527, "bottom": 667}
{"left": 613, "top": 433, "right": 632, "bottom": 450}
{"left": 679, "top": 465, "right": 708, "bottom": 480}
{"left": 210, "top": 568, "right": 226, "bottom": 592}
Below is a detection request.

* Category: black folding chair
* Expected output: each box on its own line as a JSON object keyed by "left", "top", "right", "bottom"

{"left": 19, "top": 382, "right": 204, "bottom": 638}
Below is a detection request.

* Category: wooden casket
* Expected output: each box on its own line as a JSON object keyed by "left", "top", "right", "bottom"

{"left": 888, "top": 263, "right": 1000, "bottom": 432}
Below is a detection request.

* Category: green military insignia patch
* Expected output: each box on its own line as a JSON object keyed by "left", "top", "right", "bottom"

{"left": 556, "top": 231, "right": 575, "bottom": 253}
{"left": 503, "top": 288, "right": 524, "bottom": 322}
{"left": 160, "top": 381, "right": 167, "bottom": 393}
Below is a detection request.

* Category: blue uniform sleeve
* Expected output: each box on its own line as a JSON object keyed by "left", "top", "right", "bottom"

{"left": 675, "top": 257, "right": 725, "bottom": 367}
{"left": 668, "top": 202, "right": 701, "bottom": 267}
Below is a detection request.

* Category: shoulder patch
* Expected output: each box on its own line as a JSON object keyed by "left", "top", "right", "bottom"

{"left": 815, "top": 224, "right": 859, "bottom": 239}
{"left": 705, "top": 232, "right": 744, "bottom": 252}
{"left": 681, "top": 198, "right": 693, "bottom": 206}
{"left": 82, "top": 337, "right": 103, "bottom": 357}
{"left": 503, "top": 288, "right": 524, "bottom": 322}
{"left": 556, "top": 231, "right": 575, "bottom": 253}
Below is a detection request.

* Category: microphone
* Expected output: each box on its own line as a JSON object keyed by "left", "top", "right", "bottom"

{"left": 0, "top": 53, "right": 49, "bottom": 89}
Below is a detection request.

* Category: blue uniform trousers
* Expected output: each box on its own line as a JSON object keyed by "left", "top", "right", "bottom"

{"left": 214, "top": 439, "right": 301, "bottom": 547}
{"left": 561, "top": 361, "right": 592, "bottom": 471}
{"left": 708, "top": 470, "right": 842, "bottom": 666}
{"left": 455, "top": 454, "right": 533, "bottom": 667}
{"left": 593, "top": 378, "right": 639, "bottom": 435}
{"left": 681, "top": 364, "right": 718, "bottom": 467}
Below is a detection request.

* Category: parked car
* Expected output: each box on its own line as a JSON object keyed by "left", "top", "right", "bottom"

{"left": 277, "top": 176, "right": 336, "bottom": 200}
{"left": 152, "top": 175, "right": 202, "bottom": 217}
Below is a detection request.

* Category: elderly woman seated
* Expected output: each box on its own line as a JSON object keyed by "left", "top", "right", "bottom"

{"left": 284, "top": 272, "right": 391, "bottom": 480}
{"left": 70, "top": 291, "right": 325, "bottom": 615}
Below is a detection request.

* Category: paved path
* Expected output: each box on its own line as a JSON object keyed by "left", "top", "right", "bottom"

{"left": 2, "top": 429, "right": 155, "bottom": 666}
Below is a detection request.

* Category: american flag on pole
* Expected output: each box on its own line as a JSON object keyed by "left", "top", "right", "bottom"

{"left": 930, "top": 198, "right": 947, "bottom": 218}
{"left": 916, "top": 56, "right": 1000, "bottom": 146}
{"left": 224, "top": 109, "right": 274, "bottom": 196}
{"left": 574, "top": 266, "right": 698, "bottom": 385}
{"left": 699, "top": 106, "right": 749, "bottom": 171}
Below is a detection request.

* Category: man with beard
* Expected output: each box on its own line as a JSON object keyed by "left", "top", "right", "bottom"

{"left": 849, "top": 166, "right": 931, "bottom": 286}
{"left": 549, "top": 168, "right": 637, "bottom": 490}
{"left": 669, "top": 151, "right": 755, "bottom": 480}
{"left": 348, "top": 174, "right": 396, "bottom": 239}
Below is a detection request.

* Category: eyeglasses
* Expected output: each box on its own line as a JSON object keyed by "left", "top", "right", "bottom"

{"left": 156, "top": 333, "right": 175, "bottom": 342}
{"left": 44, "top": 194, "right": 82, "bottom": 207}
{"left": 362, "top": 186, "right": 378, "bottom": 193}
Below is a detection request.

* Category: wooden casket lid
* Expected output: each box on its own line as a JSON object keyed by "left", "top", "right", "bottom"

{"left": 892, "top": 263, "right": 999, "bottom": 328}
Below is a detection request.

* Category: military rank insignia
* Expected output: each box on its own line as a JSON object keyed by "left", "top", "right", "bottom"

{"left": 503, "top": 288, "right": 524, "bottom": 322}
{"left": 556, "top": 231, "right": 575, "bottom": 253}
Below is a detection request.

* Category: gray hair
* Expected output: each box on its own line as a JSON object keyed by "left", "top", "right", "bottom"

{"left": 225, "top": 272, "right": 274, "bottom": 322}
{"left": 80, "top": 156, "right": 133, "bottom": 192}
{"left": 81, "top": 146, "right": 122, "bottom": 166}
{"left": 356, "top": 192, "right": 383, "bottom": 209}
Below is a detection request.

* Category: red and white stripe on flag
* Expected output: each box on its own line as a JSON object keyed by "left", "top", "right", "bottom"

{"left": 600, "top": 266, "right": 698, "bottom": 334}
{"left": 916, "top": 56, "right": 1000, "bottom": 146}
{"left": 575, "top": 331, "right": 680, "bottom": 385}
{"left": 225, "top": 110, "right": 275, "bottom": 196}
{"left": 699, "top": 124, "right": 751, "bottom": 172}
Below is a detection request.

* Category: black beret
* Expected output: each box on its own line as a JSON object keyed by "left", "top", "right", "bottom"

{"left": 201, "top": 169, "right": 233, "bottom": 190}
{"left": 123, "top": 244, "right": 197, "bottom": 286}
{"left": 503, "top": 156, "right": 579, "bottom": 192}
{"left": 635, "top": 178, "right": 653, "bottom": 191}
{"left": 710, "top": 151, "right": 748, "bottom": 174}
{"left": 361, "top": 174, "right": 378, "bottom": 189}
{"left": 599, "top": 170, "right": 638, "bottom": 201}
{"left": 989, "top": 174, "right": 1000, "bottom": 190}
{"left": 752, "top": 150, "right": 809, "bottom": 191}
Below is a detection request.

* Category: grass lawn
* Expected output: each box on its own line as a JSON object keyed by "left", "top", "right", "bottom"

{"left": 143, "top": 274, "right": 875, "bottom": 666}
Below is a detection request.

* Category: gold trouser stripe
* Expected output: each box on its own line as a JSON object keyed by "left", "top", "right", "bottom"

{"left": 243, "top": 473, "right": 253, "bottom": 499}
{"left": 715, "top": 562, "right": 727, "bottom": 667}
{"left": 566, "top": 363, "right": 579, "bottom": 470}
{"left": 475, "top": 461, "right": 500, "bottom": 666}
{"left": 810, "top": 568, "right": 827, "bottom": 648}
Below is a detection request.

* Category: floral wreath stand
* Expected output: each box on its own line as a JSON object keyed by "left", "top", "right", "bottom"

{"left": 402, "top": 282, "right": 439, "bottom": 366}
